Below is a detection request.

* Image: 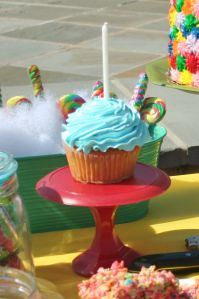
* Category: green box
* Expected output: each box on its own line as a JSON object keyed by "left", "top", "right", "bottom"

{"left": 16, "top": 125, "right": 166, "bottom": 234}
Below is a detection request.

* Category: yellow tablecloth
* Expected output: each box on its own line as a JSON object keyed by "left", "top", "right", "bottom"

{"left": 32, "top": 173, "right": 199, "bottom": 299}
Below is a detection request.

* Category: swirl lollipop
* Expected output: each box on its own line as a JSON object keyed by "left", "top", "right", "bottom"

{"left": 140, "top": 97, "right": 166, "bottom": 125}
{"left": 130, "top": 73, "right": 149, "bottom": 111}
{"left": 91, "top": 80, "right": 117, "bottom": 99}
{"left": 91, "top": 81, "right": 104, "bottom": 98}
{"left": 57, "top": 93, "right": 85, "bottom": 119}
{"left": 28, "top": 65, "right": 44, "bottom": 97}
{"left": 6, "top": 96, "right": 32, "bottom": 108}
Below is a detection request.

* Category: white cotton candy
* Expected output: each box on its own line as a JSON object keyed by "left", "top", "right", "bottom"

{"left": 0, "top": 90, "right": 64, "bottom": 157}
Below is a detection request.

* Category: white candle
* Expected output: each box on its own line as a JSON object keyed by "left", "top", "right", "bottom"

{"left": 102, "top": 22, "right": 109, "bottom": 100}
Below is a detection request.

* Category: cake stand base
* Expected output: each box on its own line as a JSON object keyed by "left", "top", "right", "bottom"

{"left": 72, "top": 206, "right": 139, "bottom": 277}
{"left": 72, "top": 245, "right": 139, "bottom": 277}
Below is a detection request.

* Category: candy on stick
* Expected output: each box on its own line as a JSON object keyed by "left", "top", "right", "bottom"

{"left": 130, "top": 72, "right": 149, "bottom": 111}
{"left": 28, "top": 65, "right": 44, "bottom": 97}
{"left": 91, "top": 80, "right": 118, "bottom": 99}
{"left": 6, "top": 96, "right": 32, "bottom": 108}
{"left": 57, "top": 93, "right": 85, "bottom": 119}
{"left": 140, "top": 97, "right": 166, "bottom": 125}
{"left": 91, "top": 81, "right": 104, "bottom": 98}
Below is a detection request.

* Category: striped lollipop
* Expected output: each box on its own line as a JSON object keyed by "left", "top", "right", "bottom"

{"left": 28, "top": 65, "right": 44, "bottom": 97}
{"left": 6, "top": 96, "right": 32, "bottom": 108}
{"left": 130, "top": 73, "right": 149, "bottom": 111}
{"left": 140, "top": 97, "right": 166, "bottom": 125}
{"left": 57, "top": 93, "right": 85, "bottom": 119}
{"left": 91, "top": 81, "right": 118, "bottom": 99}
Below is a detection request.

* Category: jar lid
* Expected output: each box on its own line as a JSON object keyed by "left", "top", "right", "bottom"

{"left": 0, "top": 152, "right": 18, "bottom": 186}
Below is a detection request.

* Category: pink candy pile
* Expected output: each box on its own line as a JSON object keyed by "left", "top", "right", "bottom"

{"left": 78, "top": 261, "right": 199, "bottom": 299}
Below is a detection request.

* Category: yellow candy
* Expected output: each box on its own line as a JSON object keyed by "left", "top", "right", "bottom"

{"left": 6, "top": 96, "right": 32, "bottom": 107}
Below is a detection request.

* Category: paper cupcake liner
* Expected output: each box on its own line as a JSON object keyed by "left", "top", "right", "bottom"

{"left": 64, "top": 145, "right": 140, "bottom": 184}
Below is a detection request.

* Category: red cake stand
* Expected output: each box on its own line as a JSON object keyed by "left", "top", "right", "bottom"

{"left": 36, "top": 163, "right": 170, "bottom": 277}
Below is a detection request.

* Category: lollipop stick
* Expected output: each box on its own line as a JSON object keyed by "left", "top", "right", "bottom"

{"left": 102, "top": 22, "right": 109, "bottom": 100}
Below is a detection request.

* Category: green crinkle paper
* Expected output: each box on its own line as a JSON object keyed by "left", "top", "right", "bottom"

{"left": 176, "top": 55, "right": 186, "bottom": 71}
{"left": 171, "top": 25, "right": 179, "bottom": 39}
{"left": 176, "top": 0, "right": 184, "bottom": 12}
{"left": 184, "top": 14, "right": 199, "bottom": 32}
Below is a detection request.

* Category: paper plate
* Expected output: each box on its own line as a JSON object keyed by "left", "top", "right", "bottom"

{"left": 146, "top": 57, "right": 199, "bottom": 94}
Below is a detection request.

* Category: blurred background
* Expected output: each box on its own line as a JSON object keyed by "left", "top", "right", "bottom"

{"left": 0, "top": 0, "right": 168, "bottom": 99}
{"left": 1, "top": 0, "right": 199, "bottom": 175}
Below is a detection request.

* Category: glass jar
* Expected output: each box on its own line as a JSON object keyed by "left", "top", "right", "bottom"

{"left": 0, "top": 151, "right": 38, "bottom": 298}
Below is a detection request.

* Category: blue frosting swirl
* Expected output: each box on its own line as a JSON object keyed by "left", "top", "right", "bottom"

{"left": 62, "top": 98, "right": 149, "bottom": 154}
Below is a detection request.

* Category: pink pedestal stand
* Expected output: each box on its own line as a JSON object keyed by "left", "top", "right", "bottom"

{"left": 36, "top": 163, "right": 170, "bottom": 277}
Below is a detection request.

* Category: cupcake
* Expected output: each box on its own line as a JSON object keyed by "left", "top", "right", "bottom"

{"left": 78, "top": 261, "right": 199, "bottom": 299}
{"left": 61, "top": 97, "right": 149, "bottom": 184}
